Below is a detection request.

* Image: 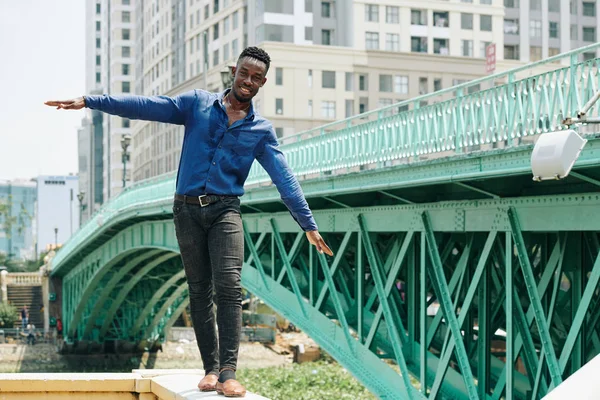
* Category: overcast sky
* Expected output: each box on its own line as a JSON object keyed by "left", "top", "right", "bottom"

{"left": 0, "top": 1, "right": 86, "bottom": 181}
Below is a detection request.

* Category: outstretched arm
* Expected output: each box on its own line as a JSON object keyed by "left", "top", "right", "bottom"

{"left": 256, "top": 129, "right": 333, "bottom": 256}
{"left": 45, "top": 90, "right": 198, "bottom": 125}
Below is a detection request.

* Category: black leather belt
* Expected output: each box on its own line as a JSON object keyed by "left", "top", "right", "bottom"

{"left": 174, "top": 194, "right": 232, "bottom": 207}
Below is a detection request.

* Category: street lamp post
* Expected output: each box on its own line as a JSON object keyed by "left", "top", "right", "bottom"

{"left": 77, "top": 191, "right": 85, "bottom": 227}
{"left": 220, "top": 64, "right": 235, "bottom": 91}
{"left": 121, "top": 134, "right": 132, "bottom": 189}
{"left": 54, "top": 227, "right": 58, "bottom": 248}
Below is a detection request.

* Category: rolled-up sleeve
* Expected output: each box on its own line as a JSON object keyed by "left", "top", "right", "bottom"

{"left": 255, "top": 128, "right": 318, "bottom": 232}
{"left": 85, "top": 90, "right": 198, "bottom": 125}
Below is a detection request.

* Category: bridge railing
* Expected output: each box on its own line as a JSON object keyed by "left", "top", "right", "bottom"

{"left": 51, "top": 44, "right": 600, "bottom": 272}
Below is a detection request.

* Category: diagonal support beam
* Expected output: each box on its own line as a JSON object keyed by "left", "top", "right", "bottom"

{"left": 271, "top": 219, "right": 308, "bottom": 317}
{"left": 421, "top": 211, "right": 480, "bottom": 400}
{"left": 276, "top": 232, "right": 304, "bottom": 284}
{"left": 558, "top": 237, "right": 600, "bottom": 374}
{"left": 454, "top": 181, "right": 500, "bottom": 199}
{"left": 315, "top": 231, "right": 352, "bottom": 311}
{"left": 507, "top": 207, "right": 563, "bottom": 387}
{"left": 242, "top": 221, "right": 270, "bottom": 289}
{"left": 358, "top": 214, "right": 416, "bottom": 400}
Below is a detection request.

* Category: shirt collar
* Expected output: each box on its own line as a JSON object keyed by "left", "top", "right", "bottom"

{"left": 215, "top": 89, "right": 256, "bottom": 121}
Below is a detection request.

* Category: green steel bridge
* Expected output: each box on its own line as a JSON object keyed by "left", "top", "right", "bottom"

{"left": 49, "top": 45, "right": 600, "bottom": 399}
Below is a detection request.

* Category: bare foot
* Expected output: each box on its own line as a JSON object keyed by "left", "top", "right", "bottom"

{"left": 197, "top": 374, "right": 218, "bottom": 392}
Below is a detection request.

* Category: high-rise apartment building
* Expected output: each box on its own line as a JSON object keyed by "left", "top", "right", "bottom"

{"left": 81, "top": 0, "right": 135, "bottom": 204}
{"left": 503, "top": 0, "right": 599, "bottom": 62}
{"left": 82, "top": 0, "right": 595, "bottom": 186}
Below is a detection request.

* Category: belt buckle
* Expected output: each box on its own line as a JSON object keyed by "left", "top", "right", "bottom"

{"left": 198, "top": 195, "right": 210, "bottom": 207}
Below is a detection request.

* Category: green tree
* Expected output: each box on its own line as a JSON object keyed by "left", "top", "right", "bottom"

{"left": 0, "top": 303, "right": 18, "bottom": 328}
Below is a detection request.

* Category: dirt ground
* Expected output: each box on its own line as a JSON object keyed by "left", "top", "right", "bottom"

{"left": 0, "top": 331, "right": 316, "bottom": 373}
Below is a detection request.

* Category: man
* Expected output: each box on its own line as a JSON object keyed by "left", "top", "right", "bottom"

{"left": 20, "top": 305, "right": 28, "bottom": 330}
{"left": 45, "top": 47, "right": 332, "bottom": 397}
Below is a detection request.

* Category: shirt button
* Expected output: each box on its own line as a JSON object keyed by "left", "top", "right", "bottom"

{"left": 208, "top": 178, "right": 211, "bottom": 182}
{"left": 218, "top": 145, "right": 222, "bottom": 148}
{"left": 212, "top": 162, "right": 216, "bottom": 165}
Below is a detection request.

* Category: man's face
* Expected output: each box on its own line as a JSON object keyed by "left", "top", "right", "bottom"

{"left": 230, "top": 57, "right": 267, "bottom": 103}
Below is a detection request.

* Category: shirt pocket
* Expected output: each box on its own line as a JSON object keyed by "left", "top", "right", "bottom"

{"left": 232, "top": 133, "right": 261, "bottom": 156}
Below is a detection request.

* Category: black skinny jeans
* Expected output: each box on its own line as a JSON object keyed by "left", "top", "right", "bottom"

{"left": 173, "top": 196, "right": 244, "bottom": 376}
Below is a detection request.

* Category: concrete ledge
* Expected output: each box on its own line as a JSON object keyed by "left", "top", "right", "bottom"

{"left": 0, "top": 370, "right": 270, "bottom": 400}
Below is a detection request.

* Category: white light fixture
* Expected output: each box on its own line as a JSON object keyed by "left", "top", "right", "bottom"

{"left": 531, "top": 129, "right": 587, "bottom": 181}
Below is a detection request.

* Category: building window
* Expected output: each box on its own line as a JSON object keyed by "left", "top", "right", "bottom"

{"left": 275, "top": 68, "right": 283, "bottom": 85}
{"left": 411, "top": 36, "right": 427, "bottom": 53}
{"left": 122, "top": 64, "right": 130, "bottom": 75}
{"left": 223, "top": 43, "right": 230, "bottom": 61}
{"left": 411, "top": 9, "right": 427, "bottom": 25}
{"left": 305, "top": 27, "right": 313, "bottom": 40}
{"left": 379, "top": 75, "right": 393, "bottom": 92}
{"left": 504, "top": 45, "right": 519, "bottom": 60}
{"left": 365, "top": 32, "right": 379, "bottom": 50}
{"left": 232, "top": 39, "right": 238, "bottom": 57}
{"left": 122, "top": 11, "right": 130, "bottom": 23}
{"left": 275, "top": 98, "right": 283, "bottom": 115}
{"left": 434, "top": 78, "right": 442, "bottom": 92}
{"left": 96, "top": 55, "right": 101, "bottom": 65}
{"left": 583, "top": 2, "right": 596, "bottom": 16}
{"left": 322, "top": 1, "right": 332, "bottom": 18}
{"left": 571, "top": 0, "right": 577, "bottom": 14}
{"left": 213, "top": 49, "right": 219, "bottom": 66}
{"left": 205, "top": 4, "right": 209, "bottom": 19}
{"left": 549, "top": 22, "right": 559, "bottom": 38}
{"left": 122, "top": 82, "right": 130, "bottom": 93}
{"left": 359, "top": 74, "right": 368, "bottom": 91}
{"left": 308, "top": 100, "right": 313, "bottom": 117}
{"left": 433, "top": 11, "right": 449, "bottom": 27}
{"left": 96, "top": 38, "right": 101, "bottom": 48}
{"left": 365, "top": 4, "right": 379, "bottom": 22}
{"left": 530, "top": 20, "right": 542, "bottom": 38}
{"left": 96, "top": 3, "right": 101, "bottom": 14}
{"left": 549, "top": 47, "right": 560, "bottom": 57}
{"left": 275, "top": 128, "right": 283, "bottom": 138}
{"left": 504, "top": 18, "right": 519, "bottom": 34}
{"left": 214, "top": 0, "right": 219, "bottom": 14}
{"left": 322, "top": 29, "right": 332, "bottom": 45}
{"left": 504, "top": 0, "right": 519, "bottom": 7}
{"left": 433, "top": 38, "right": 449, "bottom": 55}
{"left": 321, "top": 101, "right": 336, "bottom": 118}
{"left": 122, "top": 119, "right": 130, "bottom": 128}
{"left": 480, "top": 0, "right": 492, "bottom": 4}
{"left": 224, "top": 17, "right": 230, "bottom": 35}
{"left": 96, "top": 72, "right": 101, "bottom": 83}
{"left": 419, "top": 77, "right": 428, "bottom": 95}
{"left": 386, "top": 33, "right": 399, "bottom": 51}
{"left": 345, "top": 72, "right": 353, "bottom": 91}
{"left": 213, "top": 23, "right": 219, "bottom": 40}
{"left": 461, "top": 13, "right": 473, "bottom": 30}
{"left": 233, "top": 11, "right": 239, "bottom": 30}
{"left": 359, "top": 97, "right": 368, "bottom": 113}
{"left": 122, "top": 0, "right": 130, "bottom": 5}
{"left": 583, "top": 27, "right": 596, "bottom": 42}
{"left": 345, "top": 100, "right": 354, "bottom": 118}
{"left": 378, "top": 98, "right": 393, "bottom": 109}
{"left": 549, "top": 0, "right": 560, "bottom": 12}
{"left": 122, "top": 47, "right": 130, "bottom": 57}
{"left": 571, "top": 24, "right": 578, "bottom": 40}
{"left": 322, "top": 71, "right": 336, "bottom": 88}
{"left": 308, "top": 70, "right": 313, "bottom": 87}
{"left": 530, "top": 46, "right": 542, "bottom": 61}
{"left": 461, "top": 40, "right": 473, "bottom": 57}
{"left": 480, "top": 15, "right": 492, "bottom": 32}
{"left": 96, "top": 21, "right": 101, "bottom": 31}
{"left": 583, "top": 52, "right": 596, "bottom": 61}
{"left": 122, "top": 29, "right": 130, "bottom": 40}
{"left": 386, "top": 6, "right": 399, "bottom": 23}
{"left": 305, "top": 0, "right": 313, "bottom": 12}
{"left": 530, "top": 0, "right": 541, "bottom": 10}
{"left": 394, "top": 75, "right": 408, "bottom": 94}
{"left": 480, "top": 41, "right": 491, "bottom": 58}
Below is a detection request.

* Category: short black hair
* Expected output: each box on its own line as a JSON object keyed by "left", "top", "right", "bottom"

{"left": 237, "top": 46, "right": 271, "bottom": 73}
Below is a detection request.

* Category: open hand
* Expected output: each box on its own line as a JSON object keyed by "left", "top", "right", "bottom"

{"left": 306, "top": 230, "right": 333, "bottom": 256}
{"left": 44, "top": 97, "right": 86, "bottom": 110}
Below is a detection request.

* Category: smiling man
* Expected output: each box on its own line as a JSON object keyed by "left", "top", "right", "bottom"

{"left": 45, "top": 47, "right": 332, "bottom": 398}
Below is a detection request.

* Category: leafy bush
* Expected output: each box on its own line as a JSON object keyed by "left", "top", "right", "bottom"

{"left": 238, "top": 360, "right": 376, "bottom": 400}
{"left": 0, "top": 302, "right": 18, "bottom": 328}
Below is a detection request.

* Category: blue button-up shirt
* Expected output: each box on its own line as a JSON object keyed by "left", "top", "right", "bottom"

{"left": 86, "top": 89, "right": 318, "bottom": 231}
